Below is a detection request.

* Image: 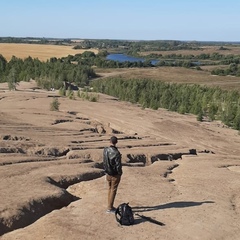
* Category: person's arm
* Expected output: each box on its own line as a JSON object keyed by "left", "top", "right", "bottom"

{"left": 103, "top": 147, "right": 109, "bottom": 173}
{"left": 115, "top": 151, "right": 122, "bottom": 175}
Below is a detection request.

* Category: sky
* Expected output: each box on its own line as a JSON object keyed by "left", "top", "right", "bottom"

{"left": 1, "top": 0, "right": 240, "bottom": 42}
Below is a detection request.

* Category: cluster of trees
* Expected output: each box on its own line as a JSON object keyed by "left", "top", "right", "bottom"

{"left": 91, "top": 77, "right": 240, "bottom": 130}
{"left": 58, "top": 85, "right": 99, "bottom": 102}
{"left": 211, "top": 63, "right": 240, "bottom": 76}
{"left": 62, "top": 51, "right": 155, "bottom": 68}
{"left": 0, "top": 54, "right": 97, "bottom": 90}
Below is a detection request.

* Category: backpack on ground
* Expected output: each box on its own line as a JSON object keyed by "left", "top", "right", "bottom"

{"left": 115, "top": 203, "right": 134, "bottom": 226}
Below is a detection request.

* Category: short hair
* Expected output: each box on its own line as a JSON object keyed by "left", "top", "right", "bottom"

{"left": 110, "top": 136, "right": 118, "bottom": 145}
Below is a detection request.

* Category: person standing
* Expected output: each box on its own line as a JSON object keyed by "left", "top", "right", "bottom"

{"left": 103, "top": 136, "right": 122, "bottom": 213}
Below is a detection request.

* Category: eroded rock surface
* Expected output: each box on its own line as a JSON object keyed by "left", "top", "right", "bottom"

{"left": 0, "top": 81, "right": 240, "bottom": 239}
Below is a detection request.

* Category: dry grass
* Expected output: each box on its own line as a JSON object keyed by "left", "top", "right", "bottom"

{"left": 105, "top": 45, "right": 240, "bottom": 92}
{"left": 140, "top": 46, "right": 240, "bottom": 56}
{"left": 0, "top": 43, "right": 99, "bottom": 61}
{"left": 96, "top": 67, "right": 240, "bottom": 91}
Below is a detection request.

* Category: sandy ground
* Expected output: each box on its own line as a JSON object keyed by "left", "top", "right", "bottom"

{"left": 0, "top": 81, "right": 240, "bottom": 240}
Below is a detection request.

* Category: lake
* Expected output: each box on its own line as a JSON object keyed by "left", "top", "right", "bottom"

{"left": 106, "top": 53, "right": 159, "bottom": 65}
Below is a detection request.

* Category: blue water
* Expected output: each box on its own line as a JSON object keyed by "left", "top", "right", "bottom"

{"left": 106, "top": 53, "right": 158, "bottom": 65}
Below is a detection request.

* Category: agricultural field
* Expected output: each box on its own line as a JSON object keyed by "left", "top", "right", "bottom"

{"left": 0, "top": 43, "right": 99, "bottom": 61}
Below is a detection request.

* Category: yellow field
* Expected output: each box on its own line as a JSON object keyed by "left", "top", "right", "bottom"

{"left": 0, "top": 43, "right": 99, "bottom": 61}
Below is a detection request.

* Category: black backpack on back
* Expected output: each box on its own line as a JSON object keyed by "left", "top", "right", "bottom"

{"left": 115, "top": 203, "right": 134, "bottom": 226}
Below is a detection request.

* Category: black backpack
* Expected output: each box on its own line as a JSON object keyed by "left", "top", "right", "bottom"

{"left": 115, "top": 203, "right": 134, "bottom": 226}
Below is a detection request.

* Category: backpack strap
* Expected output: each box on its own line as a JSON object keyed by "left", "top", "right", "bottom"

{"left": 115, "top": 206, "right": 121, "bottom": 224}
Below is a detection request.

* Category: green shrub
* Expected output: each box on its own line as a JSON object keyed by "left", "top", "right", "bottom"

{"left": 89, "top": 94, "right": 98, "bottom": 102}
{"left": 50, "top": 97, "right": 60, "bottom": 111}
{"left": 197, "top": 111, "right": 204, "bottom": 122}
{"left": 58, "top": 86, "right": 66, "bottom": 96}
{"left": 77, "top": 90, "right": 99, "bottom": 102}
{"left": 66, "top": 87, "right": 75, "bottom": 100}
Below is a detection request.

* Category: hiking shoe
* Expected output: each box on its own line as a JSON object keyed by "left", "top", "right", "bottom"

{"left": 106, "top": 208, "right": 116, "bottom": 214}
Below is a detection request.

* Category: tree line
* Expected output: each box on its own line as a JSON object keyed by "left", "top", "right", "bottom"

{"left": 0, "top": 37, "right": 71, "bottom": 45}
{"left": 91, "top": 77, "right": 240, "bottom": 130}
{"left": 73, "top": 39, "right": 201, "bottom": 52}
{"left": 146, "top": 52, "right": 240, "bottom": 61}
